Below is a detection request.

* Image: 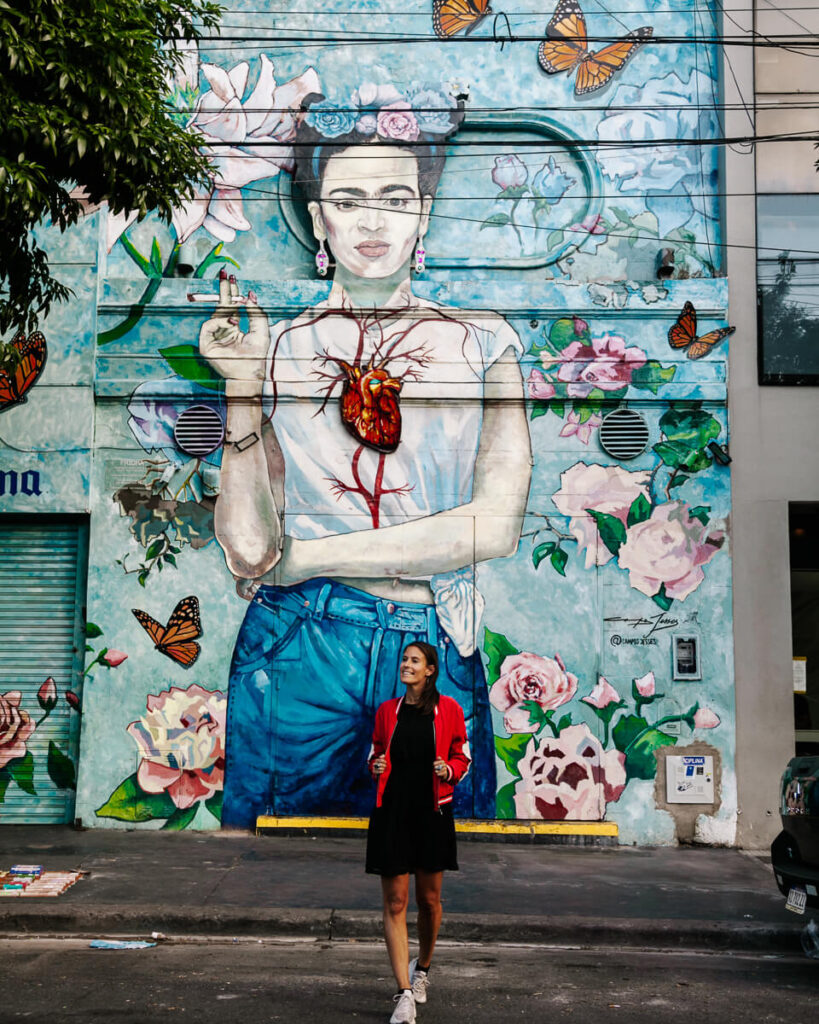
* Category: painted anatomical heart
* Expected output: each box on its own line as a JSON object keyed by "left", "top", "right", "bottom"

{"left": 339, "top": 362, "right": 402, "bottom": 453}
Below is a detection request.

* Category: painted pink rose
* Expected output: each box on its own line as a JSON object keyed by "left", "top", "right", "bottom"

{"left": 694, "top": 707, "right": 721, "bottom": 729}
{"left": 128, "top": 684, "right": 227, "bottom": 810}
{"left": 634, "top": 671, "right": 656, "bottom": 698}
{"left": 102, "top": 649, "right": 128, "bottom": 667}
{"left": 617, "top": 502, "right": 725, "bottom": 601}
{"left": 377, "top": 102, "right": 420, "bottom": 142}
{"left": 557, "top": 333, "right": 646, "bottom": 398}
{"left": 527, "top": 367, "right": 556, "bottom": 400}
{"left": 581, "top": 676, "right": 621, "bottom": 710}
{"left": 552, "top": 462, "right": 651, "bottom": 570}
{"left": 490, "top": 652, "right": 577, "bottom": 734}
{"left": 492, "top": 154, "right": 528, "bottom": 190}
{"left": 0, "top": 691, "right": 35, "bottom": 769}
{"left": 559, "top": 409, "right": 603, "bottom": 446}
{"left": 513, "top": 724, "right": 627, "bottom": 820}
{"left": 569, "top": 213, "right": 605, "bottom": 234}
{"left": 37, "top": 677, "right": 58, "bottom": 712}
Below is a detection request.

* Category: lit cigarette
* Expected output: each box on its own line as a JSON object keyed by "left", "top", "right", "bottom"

{"left": 187, "top": 292, "right": 219, "bottom": 302}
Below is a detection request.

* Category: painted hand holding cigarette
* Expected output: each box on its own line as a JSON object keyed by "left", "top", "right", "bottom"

{"left": 197, "top": 273, "right": 270, "bottom": 383}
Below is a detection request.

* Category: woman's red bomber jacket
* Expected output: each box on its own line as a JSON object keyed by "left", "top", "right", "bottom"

{"left": 368, "top": 694, "right": 471, "bottom": 811}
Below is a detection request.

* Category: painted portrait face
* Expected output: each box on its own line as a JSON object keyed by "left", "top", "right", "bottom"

{"left": 309, "top": 146, "right": 432, "bottom": 280}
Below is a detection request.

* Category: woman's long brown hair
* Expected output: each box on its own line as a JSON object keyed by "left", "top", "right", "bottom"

{"left": 404, "top": 641, "right": 440, "bottom": 715}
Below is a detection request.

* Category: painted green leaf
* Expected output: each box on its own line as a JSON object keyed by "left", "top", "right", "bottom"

{"left": 0, "top": 768, "right": 9, "bottom": 804}
{"left": 659, "top": 406, "right": 721, "bottom": 448}
{"left": 530, "top": 400, "right": 550, "bottom": 421}
{"left": 653, "top": 440, "right": 711, "bottom": 473}
{"left": 85, "top": 622, "right": 103, "bottom": 638}
{"left": 484, "top": 628, "right": 519, "bottom": 687}
{"left": 611, "top": 714, "right": 649, "bottom": 754}
{"left": 652, "top": 584, "right": 674, "bottom": 611}
{"left": 522, "top": 701, "right": 553, "bottom": 728}
{"left": 610, "top": 206, "right": 631, "bottom": 224}
{"left": 556, "top": 714, "right": 572, "bottom": 733}
{"left": 158, "top": 344, "right": 225, "bottom": 393}
{"left": 494, "top": 733, "right": 534, "bottom": 778}
{"left": 205, "top": 790, "right": 223, "bottom": 823}
{"left": 499, "top": 184, "right": 528, "bottom": 199}
{"left": 480, "top": 213, "right": 511, "bottom": 230}
{"left": 630, "top": 360, "right": 677, "bottom": 394}
{"left": 138, "top": 571, "right": 148, "bottom": 587}
{"left": 96, "top": 772, "right": 176, "bottom": 822}
{"left": 150, "top": 237, "right": 163, "bottom": 275}
{"left": 47, "top": 741, "right": 76, "bottom": 791}
{"left": 688, "top": 505, "right": 711, "bottom": 526}
{"left": 585, "top": 509, "right": 627, "bottom": 556}
{"left": 625, "top": 729, "right": 677, "bottom": 781}
{"left": 547, "top": 229, "right": 565, "bottom": 251}
{"left": 532, "top": 541, "right": 556, "bottom": 569}
{"left": 668, "top": 473, "right": 689, "bottom": 491}
{"left": 496, "top": 781, "right": 517, "bottom": 820}
{"left": 161, "top": 804, "right": 198, "bottom": 831}
{"left": 145, "top": 538, "right": 164, "bottom": 560}
{"left": 551, "top": 547, "right": 568, "bottom": 577}
{"left": 549, "top": 399, "right": 565, "bottom": 417}
{"left": 7, "top": 751, "right": 36, "bottom": 796}
{"left": 163, "top": 552, "right": 177, "bottom": 567}
{"left": 627, "top": 493, "right": 652, "bottom": 527}
{"left": 548, "top": 318, "right": 581, "bottom": 352}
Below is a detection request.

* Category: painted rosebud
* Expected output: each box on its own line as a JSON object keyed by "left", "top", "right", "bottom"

{"left": 491, "top": 155, "right": 528, "bottom": 191}
{"left": 66, "top": 690, "right": 81, "bottom": 711}
{"left": 102, "top": 649, "right": 128, "bottom": 668}
{"left": 582, "top": 676, "right": 621, "bottom": 710}
{"left": 37, "top": 677, "right": 58, "bottom": 712}
{"left": 634, "top": 671, "right": 656, "bottom": 698}
{"left": 693, "top": 707, "right": 720, "bottom": 729}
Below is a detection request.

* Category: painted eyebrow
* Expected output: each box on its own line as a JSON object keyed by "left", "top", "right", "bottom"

{"left": 326, "top": 185, "right": 418, "bottom": 198}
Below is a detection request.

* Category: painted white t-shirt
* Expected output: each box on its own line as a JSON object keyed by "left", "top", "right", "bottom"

{"left": 262, "top": 295, "right": 523, "bottom": 541}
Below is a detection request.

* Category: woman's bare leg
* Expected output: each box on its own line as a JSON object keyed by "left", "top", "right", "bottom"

{"left": 381, "top": 874, "right": 411, "bottom": 989}
{"left": 415, "top": 869, "right": 443, "bottom": 968}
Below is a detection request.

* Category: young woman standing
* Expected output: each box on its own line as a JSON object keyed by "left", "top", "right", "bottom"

{"left": 367, "top": 641, "right": 470, "bottom": 1024}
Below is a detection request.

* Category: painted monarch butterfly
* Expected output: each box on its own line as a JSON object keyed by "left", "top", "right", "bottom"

{"left": 433, "top": 0, "right": 493, "bottom": 39}
{"left": 668, "top": 301, "right": 736, "bottom": 360}
{"left": 0, "top": 330, "right": 47, "bottom": 413}
{"left": 132, "top": 595, "right": 202, "bottom": 669}
{"left": 537, "top": 0, "right": 653, "bottom": 96}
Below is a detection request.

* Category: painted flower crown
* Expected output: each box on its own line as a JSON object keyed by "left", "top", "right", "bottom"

{"left": 302, "top": 80, "right": 466, "bottom": 143}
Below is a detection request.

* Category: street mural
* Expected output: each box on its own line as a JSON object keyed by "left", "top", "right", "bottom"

{"left": 0, "top": 330, "right": 48, "bottom": 413}
{"left": 0, "top": 2, "right": 737, "bottom": 844}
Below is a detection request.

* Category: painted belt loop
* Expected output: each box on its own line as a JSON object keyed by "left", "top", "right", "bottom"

{"left": 313, "top": 582, "right": 333, "bottom": 620}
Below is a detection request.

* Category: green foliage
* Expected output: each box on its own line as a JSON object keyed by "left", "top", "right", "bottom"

{"left": 96, "top": 772, "right": 176, "bottom": 822}
{"left": 659, "top": 405, "right": 721, "bottom": 449}
{"left": 624, "top": 728, "right": 677, "bottom": 780}
{"left": 161, "top": 804, "right": 199, "bottom": 830}
{"left": 494, "top": 733, "right": 533, "bottom": 777}
{"left": 495, "top": 781, "right": 517, "bottom": 819}
{"left": 631, "top": 360, "right": 677, "bottom": 394}
{"left": 0, "top": 0, "right": 223, "bottom": 334}
{"left": 205, "top": 790, "right": 223, "bottom": 822}
{"left": 85, "top": 622, "right": 104, "bottom": 638}
{"left": 688, "top": 506, "right": 711, "bottom": 526}
{"left": 651, "top": 583, "right": 673, "bottom": 611}
{"left": 47, "top": 742, "right": 77, "bottom": 791}
{"left": 626, "top": 493, "right": 652, "bottom": 527}
{"left": 159, "top": 344, "right": 225, "bottom": 392}
{"left": 0, "top": 768, "right": 9, "bottom": 804}
{"left": 585, "top": 509, "right": 627, "bottom": 556}
{"left": 480, "top": 212, "right": 512, "bottom": 230}
{"left": 7, "top": 751, "right": 36, "bottom": 796}
{"left": 483, "top": 628, "right": 518, "bottom": 687}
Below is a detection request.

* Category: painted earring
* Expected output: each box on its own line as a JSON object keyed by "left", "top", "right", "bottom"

{"left": 414, "top": 239, "right": 426, "bottom": 275}
{"left": 316, "top": 239, "right": 329, "bottom": 277}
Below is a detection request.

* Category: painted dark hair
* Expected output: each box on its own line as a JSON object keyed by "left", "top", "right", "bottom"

{"left": 292, "top": 92, "right": 465, "bottom": 204}
{"left": 403, "top": 641, "right": 440, "bottom": 716}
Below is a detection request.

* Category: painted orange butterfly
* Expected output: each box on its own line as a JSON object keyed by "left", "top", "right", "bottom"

{"left": 0, "top": 331, "right": 47, "bottom": 413}
{"left": 537, "top": 0, "right": 653, "bottom": 96}
{"left": 132, "top": 596, "right": 202, "bottom": 669}
{"left": 433, "top": 0, "right": 492, "bottom": 39}
{"left": 668, "top": 302, "right": 736, "bottom": 360}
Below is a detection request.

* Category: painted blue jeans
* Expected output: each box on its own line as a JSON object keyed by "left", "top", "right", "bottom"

{"left": 222, "top": 577, "right": 496, "bottom": 828}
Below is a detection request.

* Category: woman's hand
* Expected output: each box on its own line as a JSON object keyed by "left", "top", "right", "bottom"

{"left": 372, "top": 755, "right": 387, "bottom": 775}
{"left": 433, "top": 759, "right": 450, "bottom": 779}
{"left": 199, "top": 274, "right": 270, "bottom": 383}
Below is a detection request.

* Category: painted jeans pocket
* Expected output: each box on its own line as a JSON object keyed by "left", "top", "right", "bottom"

{"left": 234, "top": 601, "right": 304, "bottom": 669}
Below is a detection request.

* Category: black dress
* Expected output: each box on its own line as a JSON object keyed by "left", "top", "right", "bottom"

{"left": 365, "top": 702, "right": 458, "bottom": 876}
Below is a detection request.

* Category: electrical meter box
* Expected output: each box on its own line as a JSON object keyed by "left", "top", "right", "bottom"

{"left": 666, "top": 755, "right": 715, "bottom": 804}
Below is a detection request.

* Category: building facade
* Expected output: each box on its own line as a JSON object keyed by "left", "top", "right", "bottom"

{"left": 1, "top": 1, "right": 739, "bottom": 845}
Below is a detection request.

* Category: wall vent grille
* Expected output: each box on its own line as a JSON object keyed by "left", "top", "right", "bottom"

{"left": 173, "top": 405, "right": 224, "bottom": 457}
{"left": 599, "top": 409, "right": 650, "bottom": 461}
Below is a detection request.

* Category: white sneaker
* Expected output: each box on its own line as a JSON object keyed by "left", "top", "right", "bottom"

{"left": 390, "top": 989, "right": 416, "bottom": 1023}
{"left": 409, "top": 958, "right": 429, "bottom": 1004}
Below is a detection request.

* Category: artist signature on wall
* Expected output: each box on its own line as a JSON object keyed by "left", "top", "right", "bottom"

{"left": 605, "top": 610, "right": 699, "bottom": 645}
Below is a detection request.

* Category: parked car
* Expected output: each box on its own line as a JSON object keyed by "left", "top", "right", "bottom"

{"left": 771, "top": 755, "right": 819, "bottom": 913}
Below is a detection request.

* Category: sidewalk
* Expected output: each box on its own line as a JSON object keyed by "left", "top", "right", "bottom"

{"left": 0, "top": 825, "right": 807, "bottom": 954}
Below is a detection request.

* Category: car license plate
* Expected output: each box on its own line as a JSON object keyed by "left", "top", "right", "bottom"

{"left": 786, "top": 886, "right": 807, "bottom": 915}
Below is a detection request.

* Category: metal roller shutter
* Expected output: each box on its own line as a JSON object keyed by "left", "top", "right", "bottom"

{"left": 0, "top": 517, "right": 88, "bottom": 823}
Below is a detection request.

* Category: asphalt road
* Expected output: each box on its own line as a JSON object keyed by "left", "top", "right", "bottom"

{"left": 0, "top": 938, "right": 817, "bottom": 1023}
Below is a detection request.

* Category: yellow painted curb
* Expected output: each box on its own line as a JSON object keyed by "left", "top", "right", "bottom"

{"left": 257, "top": 815, "right": 618, "bottom": 838}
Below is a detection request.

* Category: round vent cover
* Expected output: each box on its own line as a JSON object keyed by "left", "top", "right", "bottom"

{"left": 173, "top": 405, "right": 224, "bottom": 457}
{"left": 599, "top": 408, "right": 649, "bottom": 461}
